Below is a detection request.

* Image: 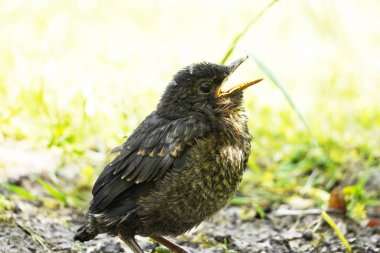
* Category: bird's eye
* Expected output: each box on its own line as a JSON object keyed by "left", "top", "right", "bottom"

{"left": 199, "top": 83, "right": 212, "bottom": 94}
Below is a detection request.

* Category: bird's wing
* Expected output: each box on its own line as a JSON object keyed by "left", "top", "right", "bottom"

{"left": 90, "top": 113, "right": 210, "bottom": 212}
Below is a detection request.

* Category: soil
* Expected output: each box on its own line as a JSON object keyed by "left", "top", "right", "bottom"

{"left": 1, "top": 188, "right": 379, "bottom": 253}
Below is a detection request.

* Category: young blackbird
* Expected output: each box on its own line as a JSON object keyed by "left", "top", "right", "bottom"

{"left": 74, "top": 56, "right": 262, "bottom": 253}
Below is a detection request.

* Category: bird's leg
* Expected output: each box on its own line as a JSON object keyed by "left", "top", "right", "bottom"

{"left": 151, "top": 236, "right": 191, "bottom": 253}
{"left": 118, "top": 233, "right": 144, "bottom": 253}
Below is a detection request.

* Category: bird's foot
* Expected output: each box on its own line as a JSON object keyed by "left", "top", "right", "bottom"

{"left": 118, "top": 234, "right": 144, "bottom": 253}
{"left": 151, "top": 236, "right": 194, "bottom": 253}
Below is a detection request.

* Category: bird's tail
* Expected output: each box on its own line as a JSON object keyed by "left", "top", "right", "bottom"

{"left": 73, "top": 215, "right": 98, "bottom": 242}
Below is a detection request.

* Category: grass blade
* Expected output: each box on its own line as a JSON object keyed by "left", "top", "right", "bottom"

{"left": 3, "top": 183, "right": 39, "bottom": 201}
{"left": 230, "top": 196, "right": 252, "bottom": 206}
{"left": 220, "top": 0, "right": 279, "bottom": 65}
{"left": 219, "top": 0, "right": 316, "bottom": 146}
{"left": 250, "top": 53, "right": 318, "bottom": 148}
{"left": 37, "top": 178, "right": 68, "bottom": 206}
{"left": 321, "top": 211, "right": 352, "bottom": 253}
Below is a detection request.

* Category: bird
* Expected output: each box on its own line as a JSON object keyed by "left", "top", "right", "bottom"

{"left": 74, "top": 56, "right": 262, "bottom": 253}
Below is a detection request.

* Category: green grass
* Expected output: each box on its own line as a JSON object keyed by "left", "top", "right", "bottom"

{"left": 1, "top": 0, "right": 379, "bottom": 220}
{"left": 1, "top": 76, "right": 379, "bottom": 218}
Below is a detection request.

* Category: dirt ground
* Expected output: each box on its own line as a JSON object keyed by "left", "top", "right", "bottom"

{"left": 0, "top": 192, "right": 379, "bottom": 253}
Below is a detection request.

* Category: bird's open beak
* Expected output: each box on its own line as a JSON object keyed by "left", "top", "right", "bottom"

{"left": 216, "top": 55, "right": 263, "bottom": 97}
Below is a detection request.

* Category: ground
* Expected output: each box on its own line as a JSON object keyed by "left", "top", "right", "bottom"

{"left": 0, "top": 194, "right": 379, "bottom": 253}
{"left": 1, "top": 141, "right": 379, "bottom": 253}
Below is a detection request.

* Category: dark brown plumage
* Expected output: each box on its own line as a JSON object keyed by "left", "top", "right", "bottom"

{"left": 74, "top": 56, "right": 262, "bottom": 253}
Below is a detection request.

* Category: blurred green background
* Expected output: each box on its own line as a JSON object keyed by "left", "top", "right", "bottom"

{"left": 1, "top": 0, "right": 379, "bottom": 219}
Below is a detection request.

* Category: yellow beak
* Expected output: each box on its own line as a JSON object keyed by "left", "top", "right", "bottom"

{"left": 216, "top": 55, "right": 263, "bottom": 97}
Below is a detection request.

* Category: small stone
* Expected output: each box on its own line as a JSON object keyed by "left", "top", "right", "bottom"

{"left": 214, "top": 234, "right": 232, "bottom": 243}
{"left": 376, "top": 238, "right": 380, "bottom": 249}
{"left": 302, "top": 230, "right": 313, "bottom": 241}
{"left": 99, "top": 241, "right": 125, "bottom": 253}
{"left": 13, "top": 205, "right": 22, "bottom": 214}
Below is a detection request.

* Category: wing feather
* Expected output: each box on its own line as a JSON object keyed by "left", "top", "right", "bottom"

{"left": 90, "top": 113, "right": 209, "bottom": 212}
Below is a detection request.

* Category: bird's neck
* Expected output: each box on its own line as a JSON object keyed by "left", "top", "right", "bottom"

{"left": 217, "top": 110, "right": 249, "bottom": 140}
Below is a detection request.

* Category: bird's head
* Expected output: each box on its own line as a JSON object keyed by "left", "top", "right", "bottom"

{"left": 157, "top": 56, "right": 262, "bottom": 119}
